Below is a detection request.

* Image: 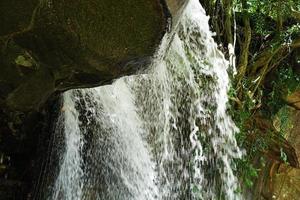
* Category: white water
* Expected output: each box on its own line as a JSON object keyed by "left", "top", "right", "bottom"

{"left": 48, "top": 0, "right": 243, "bottom": 199}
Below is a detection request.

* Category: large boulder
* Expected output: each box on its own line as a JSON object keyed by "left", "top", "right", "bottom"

{"left": 0, "top": 0, "right": 187, "bottom": 111}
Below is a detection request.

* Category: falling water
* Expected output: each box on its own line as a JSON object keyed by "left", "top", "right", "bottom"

{"left": 46, "top": 0, "right": 243, "bottom": 199}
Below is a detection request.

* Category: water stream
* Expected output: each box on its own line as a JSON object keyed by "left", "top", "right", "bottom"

{"left": 47, "top": 0, "right": 243, "bottom": 199}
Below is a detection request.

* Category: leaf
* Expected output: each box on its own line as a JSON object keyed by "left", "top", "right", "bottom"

{"left": 15, "top": 55, "right": 33, "bottom": 68}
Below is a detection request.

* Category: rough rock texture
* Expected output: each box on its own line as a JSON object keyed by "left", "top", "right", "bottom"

{"left": 273, "top": 165, "right": 300, "bottom": 200}
{"left": 272, "top": 109, "right": 300, "bottom": 200}
{"left": 286, "top": 90, "right": 300, "bottom": 110}
{"left": 0, "top": 0, "right": 168, "bottom": 111}
{"left": 254, "top": 107, "right": 300, "bottom": 200}
{"left": 285, "top": 109, "right": 300, "bottom": 164}
{"left": 0, "top": 0, "right": 188, "bottom": 199}
{"left": 273, "top": 107, "right": 300, "bottom": 200}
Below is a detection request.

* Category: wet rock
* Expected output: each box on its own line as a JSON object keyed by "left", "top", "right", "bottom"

{"left": 0, "top": 0, "right": 187, "bottom": 112}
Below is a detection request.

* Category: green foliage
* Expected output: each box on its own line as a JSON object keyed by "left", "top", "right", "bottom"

{"left": 230, "top": 62, "right": 300, "bottom": 193}
{"left": 277, "top": 66, "right": 300, "bottom": 94}
{"left": 280, "top": 148, "right": 288, "bottom": 163}
{"left": 235, "top": 0, "right": 300, "bottom": 54}
{"left": 273, "top": 106, "right": 294, "bottom": 140}
{"left": 228, "top": 81, "right": 263, "bottom": 190}
{"left": 235, "top": 0, "right": 300, "bottom": 19}
{"left": 208, "top": 0, "right": 300, "bottom": 195}
{"left": 251, "top": 13, "right": 273, "bottom": 35}
{"left": 267, "top": 66, "right": 300, "bottom": 116}
{"left": 234, "top": 158, "right": 259, "bottom": 189}
{"left": 284, "top": 24, "right": 300, "bottom": 42}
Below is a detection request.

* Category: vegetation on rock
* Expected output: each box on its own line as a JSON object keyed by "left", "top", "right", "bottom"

{"left": 1, "top": 0, "right": 300, "bottom": 199}
{"left": 200, "top": 0, "right": 300, "bottom": 198}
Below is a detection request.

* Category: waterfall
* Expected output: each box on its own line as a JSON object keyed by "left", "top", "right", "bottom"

{"left": 47, "top": 0, "right": 243, "bottom": 199}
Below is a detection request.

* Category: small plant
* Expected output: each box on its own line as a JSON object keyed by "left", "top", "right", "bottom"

{"left": 280, "top": 148, "right": 288, "bottom": 164}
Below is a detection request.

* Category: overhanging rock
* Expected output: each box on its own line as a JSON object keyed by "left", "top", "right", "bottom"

{"left": 0, "top": 0, "right": 188, "bottom": 111}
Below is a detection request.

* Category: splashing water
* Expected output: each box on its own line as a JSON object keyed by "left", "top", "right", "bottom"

{"left": 47, "top": 0, "right": 243, "bottom": 199}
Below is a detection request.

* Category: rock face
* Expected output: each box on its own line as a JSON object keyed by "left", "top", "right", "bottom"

{"left": 254, "top": 107, "right": 300, "bottom": 199}
{"left": 272, "top": 108, "right": 300, "bottom": 199}
{"left": 0, "top": 0, "right": 188, "bottom": 112}
{"left": 0, "top": 0, "right": 169, "bottom": 111}
{"left": 273, "top": 165, "right": 300, "bottom": 200}
{"left": 0, "top": 0, "right": 188, "bottom": 199}
{"left": 286, "top": 89, "right": 300, "bottom": 110}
